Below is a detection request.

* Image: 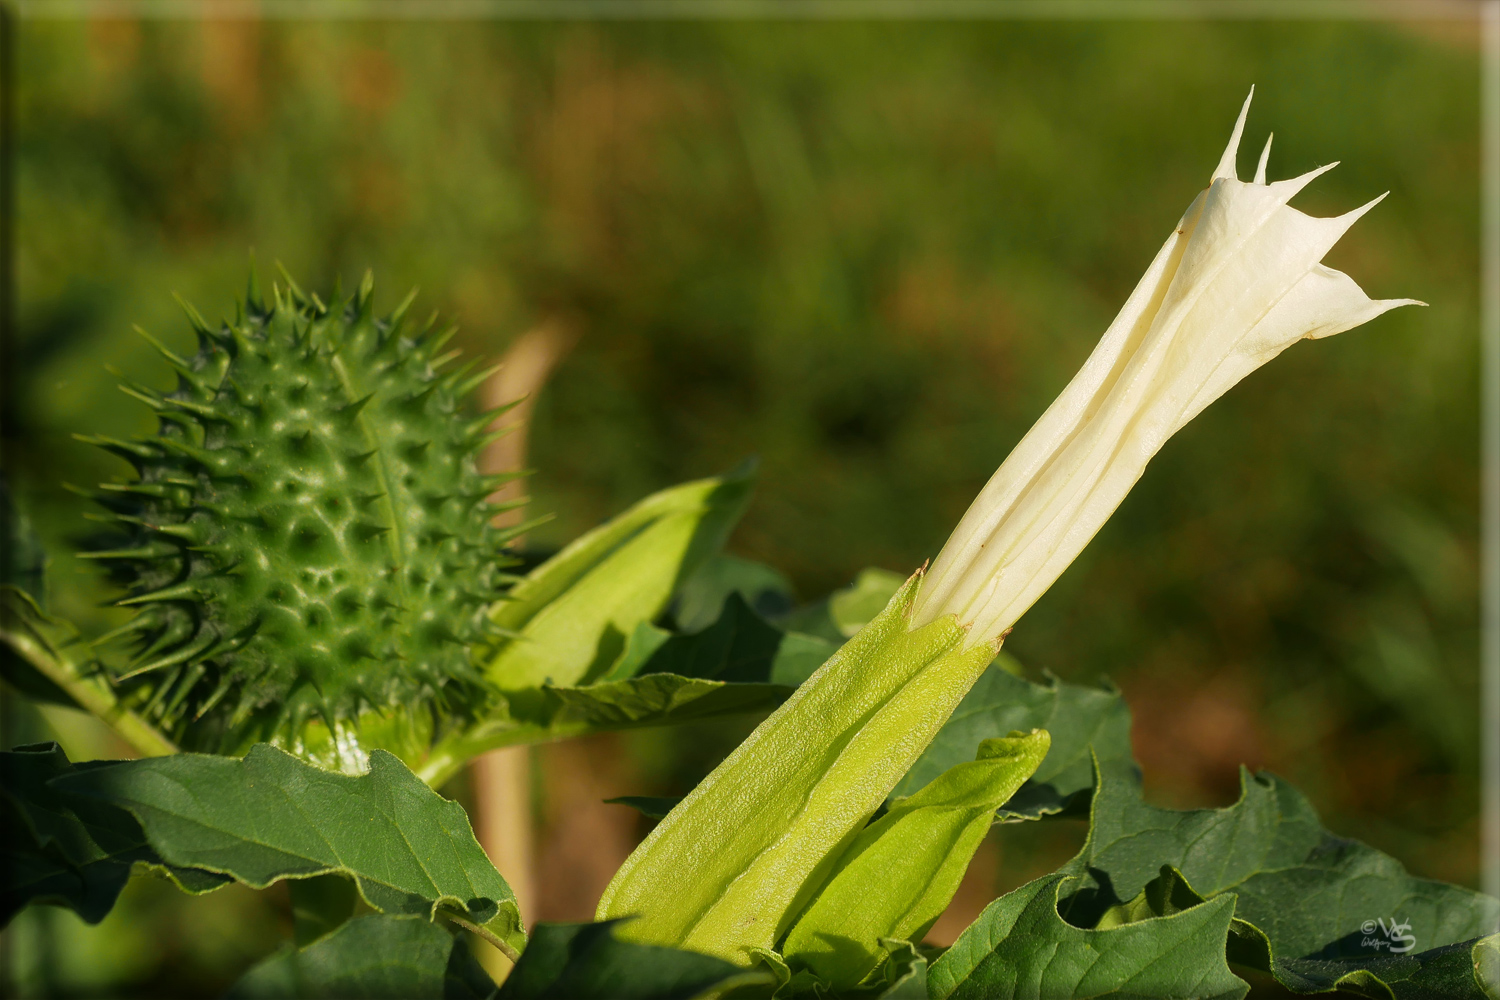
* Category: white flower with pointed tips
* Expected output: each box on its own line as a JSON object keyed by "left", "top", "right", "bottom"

{"left": 912, "top": 89, "right": 1423, "bottom": 645}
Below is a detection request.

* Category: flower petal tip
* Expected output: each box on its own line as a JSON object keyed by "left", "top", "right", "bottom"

{"left": 1212, "top": 87, "right": 1256, "bottom": 183}
{"left": 1253, "top": 133, "right": 1273, "bottom": 185}
{"left": 1267, "top": 161, "right": 1339, "bottom": 203}
{"left": 1335, "top": 190, "right": 1390, "bottom": 228}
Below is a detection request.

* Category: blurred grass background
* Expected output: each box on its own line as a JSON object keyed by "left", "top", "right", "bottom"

{"left": 0, "top": 10, "right": 1483, "bottom": 997}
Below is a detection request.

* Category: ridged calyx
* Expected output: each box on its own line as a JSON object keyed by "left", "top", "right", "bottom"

{"left": 84, "top": 271, "right": 522, "bottom": 756}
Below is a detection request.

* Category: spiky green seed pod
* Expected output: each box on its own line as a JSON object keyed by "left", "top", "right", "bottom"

{"left": 84, "top": 271, "right": 520, "bottom": 763}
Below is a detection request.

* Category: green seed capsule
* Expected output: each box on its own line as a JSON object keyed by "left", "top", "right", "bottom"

{"left": 782, "top": 729, "right": 1051, "bottom": 988}
{"left": 85, "top": 272, "right": 513, "bottom": 766}
{"left": 596, "top": 573, "right": 996, "bottom": 966}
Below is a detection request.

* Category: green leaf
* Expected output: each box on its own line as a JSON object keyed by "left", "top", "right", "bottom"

{"left": 427, "top": 594, "right": 832, "bottom": 788}
{"left": 764, "top": 632, "right": 842, "bottom": 687}
{"left": 1474, "top": 935, "right": 1500, "bottom": 997}
{"left": 891, "top": 664, "right": 1136, "bottom": 822}
{"left": 927, "top": 872, "right": 1247, "bottom": 999}
{"left": 55, "top": 742, "right": 526, "bottom": 954}
{"left": 483, "top": 469, "right": 755, "bottom": 691}
{"left": 418, "top": 671, "right": 795, "bottom": 788}
{"left": 768, "top": 939, "right": 932, "bottom": 999}
{"left": 227, "top": 913, "right": 494, "bottom": 1000}
{"left": 1056, "top": 764, "right": 1500, "bottom": 996}
{"left": 673, "top": 553, "right": 794, "bottom": 633}
{"left": 546, "top": 674, "right": 788, "bottom": 728}
{"left": 1349, "top": 936, "right": 1500, "bottom": 1000}
{"left": 291, "top": 873, "right": 360, "bottom": 945}
{"left": 0, "top": 741, "right": 227, "bottom": 926}
{"left": 771, "top": 568, "right": 905, "bottom": 646}
{"left": 1094, "top": 865, "right": 1209, "bottom": 930}
{"left": 598, "top": 574, "right": 997, "bottom": 965}
{"left": 496, "top": 920, "right": 763, "bottom": 1000}
{"left": 614, "top": 594, "right": 782, "bottom": 683}
{"left": 871, "top": 939, "right": 929, "bottom": 999}
{"left": 828, "top": 569, "right": 908, "bottom": 638}
{"left": 783, "top": 731, "right": 1050, "bottom": 988}
{"left": 608, "top": 593, "right": 839, "bottom": 687}
{"left": 4, "top": 743, "right": 149, "bottom": 867}
{"left": 603, "top": 622, "right": 676, "bottom": 683}
{"left": 2, "top": 823, "right": 135, "bottom": 927}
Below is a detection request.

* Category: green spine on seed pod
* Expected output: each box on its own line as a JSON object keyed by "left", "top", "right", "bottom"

{"left": 83, "top": 270, "right": 523, "bottom": 768}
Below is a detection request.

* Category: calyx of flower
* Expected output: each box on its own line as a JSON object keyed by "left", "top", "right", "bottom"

{"left": 912, "top": 89, "right": 1422, "bottom": 645}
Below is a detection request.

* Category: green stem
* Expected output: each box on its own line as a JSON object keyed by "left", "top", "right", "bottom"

{"left": 416, "top": 721, "right": 557, "bottom": 788}
{"left": 441, "top": 908, "right": 520, "bottom": 963}
{"left": 1, "top": 593, "right": 177, "bottom": 758}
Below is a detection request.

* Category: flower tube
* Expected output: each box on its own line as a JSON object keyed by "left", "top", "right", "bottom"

{"left": 912, "top": 89, "right": 1422, "bottom": 645}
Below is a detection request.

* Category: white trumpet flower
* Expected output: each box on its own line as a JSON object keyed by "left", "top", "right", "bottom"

{"left": 911, "top": 89, "right": 1423, "bottom": 645}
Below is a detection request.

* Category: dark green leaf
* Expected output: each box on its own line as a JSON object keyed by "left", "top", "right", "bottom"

{"left": 828, "top": 569, "right": 908, "bottom": 638}
{"left": 55, "top": 743, "right": 525, "bottom": 953}
{"left": 496, "top": 920, "right": 762, "bottom": 1000}
{"left": 421, "top": 588, "right": 825, "bottom": 789}
{"left": 548, "top": 673, "right": 791, "bottom": 728}
{"left": 673, "top": 554, "right": 795, "bottom": 633}
{"left": 769, "top": 568, "right": 908, "bottom": 646}
{"left": 871, "top": 939, "right": 928, "bottom": 999}
{"left": 291, "top": 872, "right": 360, "bottom": 945}
{"left": 4, "top": 743, "right": 149, "bottom": 866}
{"left": 0, "top": 741, "right": 226, "bottom": 926}
{"left": 764, "top": 631, "right": 841, "bottom": 687}
{"left": 610, "top": 593, "right": 838, "bottom": 688}
{"left": 760, "top": 938, "right": 931, "bottom": 1000}
{"left": 419, "top": 671, "right": 797, "bottom": 787}
{"left": 484, "top": 469, "right": 756, "bottom": 690}
{"left": 603, "top": 622, "right": 676, "bottom": 683}
{"left": 1057, "top": 765, "right": 1500, "bottom": 996}
{"left": 891, "top": 665, "right": 1137, "bottom": 821}
{"left": 227, "top": 913, "right": 494, "bottom": 1000}
{"left": 637, "top": 593, "right": 785, "bottom": 683}
{"left": 2, "top": 827, "right": 134, "bottom": 926}
{"left": 1353, "top": 937, "right": 1500, "bottom": 1000}
{"left": 928, "top": 872, "right": 1246, "bottom": 999}
{"left": 772, "top": 599, "right": 845, "bottom": 645}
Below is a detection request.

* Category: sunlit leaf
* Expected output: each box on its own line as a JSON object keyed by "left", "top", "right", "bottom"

{"left": 56, "top": 743, "right": 525, "bottom": 954}
{"left": 483, "top": 469, "right": 754, "bottom": 691}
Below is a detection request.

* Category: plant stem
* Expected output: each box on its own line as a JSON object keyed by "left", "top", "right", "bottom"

{"left": 0, "top": 594, "right": 177, "bottom": 758}
{"left": 441, "top": 909, "right": 520, "bottom": 964}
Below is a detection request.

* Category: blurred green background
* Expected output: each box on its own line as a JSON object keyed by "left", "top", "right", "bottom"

{"left": 0, "top": 10, "right": 1482, "bottom": 997}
